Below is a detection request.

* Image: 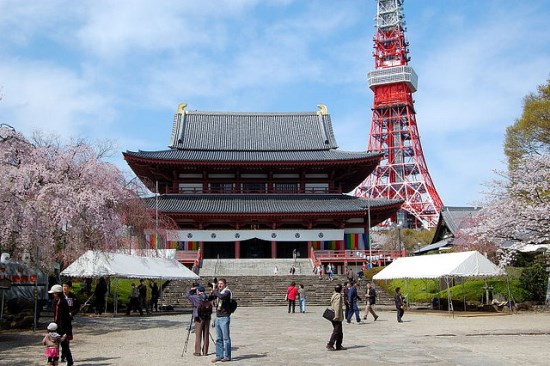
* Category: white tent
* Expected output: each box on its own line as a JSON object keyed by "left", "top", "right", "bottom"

{"left": 61, "top": 250, "right": 199, "bottom": 316}
{"left": 373, "top": 251, "right": 505, "bottom": 315}
{"left": 61, "top": 250, "right": 199, "bottom": 280}
{"left": 373, "top": 251, "right": 503, "bottom": 280}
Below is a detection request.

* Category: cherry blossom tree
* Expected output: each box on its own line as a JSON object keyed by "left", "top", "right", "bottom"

{"left": 0, "top": 126, "right": 156, "bottom": 269}
{"left": 467, "top": 154, "right": 550, "bottom": 252}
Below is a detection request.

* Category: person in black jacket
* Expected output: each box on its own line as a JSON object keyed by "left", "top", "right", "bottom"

{"left": 208, "top": 278, "right": 232, "bottom": 362}
{"left": 395, "top": 287, "right": 405, "bottom": 323}
{"left": 363, "top": 281, "right": 379, "bottom": 321}
{"left": 61, "top": 281, "right": 80, "bottom": 363}
{"left": 49, "top": 284, "right": 74, "bottom": 366}
{"left": 94, "top": 277, "right": 108, "bottom": 315}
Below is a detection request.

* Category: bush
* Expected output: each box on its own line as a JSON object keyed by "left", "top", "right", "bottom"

{"left": 520, "top": 263, "right": 548, "bottom": 302}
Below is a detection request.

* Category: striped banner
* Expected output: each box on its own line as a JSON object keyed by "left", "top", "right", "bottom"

{"left": 166, "top": 241, "right": 200, "bottom": 251}
{"left": 344, "top": 233, "right": 369, "bottom": 250}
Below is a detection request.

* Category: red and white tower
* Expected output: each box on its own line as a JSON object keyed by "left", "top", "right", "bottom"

{"left": 356, "top": 0, "right": 443, "bottom": 228}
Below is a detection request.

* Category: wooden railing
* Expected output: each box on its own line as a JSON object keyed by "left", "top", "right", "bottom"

{"left": 163, "top": 187, "right": 342, "bottom": 194}
{"left": 176, "top": 250, "right": 201, "bottom": 267}
{"left": 312, "top": 249, "right": 406, "bottom": 267}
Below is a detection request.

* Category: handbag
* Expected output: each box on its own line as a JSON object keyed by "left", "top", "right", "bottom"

{"left": 322, "top": 307, "right": 335, "bottom": 321}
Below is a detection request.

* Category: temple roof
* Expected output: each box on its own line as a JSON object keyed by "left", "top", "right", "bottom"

{"left": 124, "top": 149, "right": 379, "bottom": 162}
{"left": 144, "top": 194, "right": 402, "bottom": 225}
{"left": 167, "top": 110, "right": 338, "bottom": 151}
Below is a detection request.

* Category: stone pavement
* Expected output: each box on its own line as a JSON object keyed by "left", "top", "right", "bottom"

{"left": 1, "top": 307, "right": 549, "bottom": 365}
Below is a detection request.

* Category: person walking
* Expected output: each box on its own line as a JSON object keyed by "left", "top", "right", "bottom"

{"left": 363, "top": 281, "right": 379, "bottom": 321}
{"left": 61, "top": 281, "right": 79, "bottom": 363}
{"left": 94, "top": 277, "right": 108, "bottom": 315}
{"left": 326, "top": 284, "right": 346, "bottom": 351}
{"left": 395, "top": 287, "right": 405, "bottom": 323}
{"left": 327, "top": 263, "right": 334, "bottom": 281}
{"left": 42, "top": 322, "right": 66, "bottom": 366}
{"left": 286, "top": 281, "right": 299, "bottom": 314}
{"left": 49, "top": 284, "right": 74, "bottom": 366}
{"left": 346, "top": 282, "right": 361, "bottom": 324}
{"left": 187, "top": 285, "right": 212, "bottom": 356}
{"left": 209, "top": 278, "right": 233, "bottom": 363}
{"left": 298, "top": 284, "right": 307, "bottom": 313}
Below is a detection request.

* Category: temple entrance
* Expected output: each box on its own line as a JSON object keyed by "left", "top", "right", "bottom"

{"left": 276, "top": 241, "right": 308, "bottom": 259}
{"left": 240, "top": 238, "right": 271, "bottom": 258}
{"left": 203, "top": 241, "right": 235, "bottom": 259}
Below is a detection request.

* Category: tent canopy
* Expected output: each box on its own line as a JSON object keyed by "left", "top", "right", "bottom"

{"left": 373, "top": 251, "right": 503, "bottom": 280}
{"left": 61, "top": 250, "right": 199, "bottom": 280}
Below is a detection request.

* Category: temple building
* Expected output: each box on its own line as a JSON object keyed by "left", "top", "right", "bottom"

{"left": 123, "top": 103, "right": 402, "bottom": 261}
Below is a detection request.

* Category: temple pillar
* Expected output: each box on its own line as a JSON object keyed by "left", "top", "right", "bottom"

{"left": 271, "top": 241, "right": 277, "bottom": 258}
{"left": 235, "top": 241, "right": 241, "bottom": 259}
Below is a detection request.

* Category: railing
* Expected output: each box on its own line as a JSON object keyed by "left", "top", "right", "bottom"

{"left": 176, "top": 250, "right": 201, "bottom": 265}
{"left": 163, "top": 187, "right": 342, "bottom": 195}
{"left": 313, "top": 249, "right": 406, "bottom": 266}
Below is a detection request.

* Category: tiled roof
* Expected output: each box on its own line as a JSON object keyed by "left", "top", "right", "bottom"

{"left": 124, "top": 149, "right": 379, "bottom": 162}
{"left": 144, "top": 194, "right": 402, "bottom": 214}
{"left": 168, "top": 111, "right": 338, "bottom": 151}
{"left": 431, "top": 206, "right": 482, "bottom": 243}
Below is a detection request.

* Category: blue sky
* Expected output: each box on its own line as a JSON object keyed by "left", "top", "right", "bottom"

{"left": 1, "top": 0, "right": 549, "bottom": 206}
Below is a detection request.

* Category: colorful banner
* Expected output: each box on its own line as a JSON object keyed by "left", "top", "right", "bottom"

{"left": 311, "top": 234, "right": 369, "bottom": 251}
{"left": 165, "top": 241, "right": 200, "bottom": 251}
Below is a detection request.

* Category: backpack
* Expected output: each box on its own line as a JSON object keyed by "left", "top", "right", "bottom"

{"left": 197, "top": 299, "right": 213, "bottom": 320}
{"left": 229, "top": 298, "right": 238, "bottom": 314}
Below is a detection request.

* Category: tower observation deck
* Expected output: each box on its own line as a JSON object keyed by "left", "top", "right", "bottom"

{"left": 355, "top": 0, "right": 443, "bottom": 228}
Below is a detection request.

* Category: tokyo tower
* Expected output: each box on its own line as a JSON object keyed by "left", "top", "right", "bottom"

{"left": 355, "top": 0, "right": 443, "bottom": 228}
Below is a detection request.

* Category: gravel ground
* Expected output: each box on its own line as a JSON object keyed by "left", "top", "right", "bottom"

{"left": 1, "top": 307, "right": 550, "bottom": 365}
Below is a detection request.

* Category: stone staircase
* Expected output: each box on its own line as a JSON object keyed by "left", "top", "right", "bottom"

{"left": 160, "top": 274, "right": 395, "bottom": 310}
{"left": 198, "top": 258, "right": 314, "bottom": 277}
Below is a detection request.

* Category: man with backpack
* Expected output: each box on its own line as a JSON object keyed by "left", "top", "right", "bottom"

{"left": 186, "top": 285, "right": 212, "bottom": 356}
{"left": 209, "top": 278, "right": 235, "bottom": 363}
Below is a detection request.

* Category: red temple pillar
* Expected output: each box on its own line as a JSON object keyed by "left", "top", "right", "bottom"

{"left": 271, "top": 241, "right": 277, "bottom": 258}
{"left": 235, "top": 241, "right": 241, "bottom": 259}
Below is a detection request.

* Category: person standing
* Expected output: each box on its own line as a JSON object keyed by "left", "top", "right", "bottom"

{"left": 138, "top": 279, "right": 149, "bottom": 315}
{"left": 346, "top": 282, "right": 361, "bottom": 324}
{"left": 187, "top": 285, "right": 211, "bottom": 356}
{"left": 326, "top": 284, "right": 346, "bottom": 351}
{"left": 286, "top": 281, "right": 299, "bottom": 314}
{"left": 298, "top": 284, "right": 307, "bottom": 313}
{"left": 150, "top": 282, "right": 160, "bottom": 312}
{"left": 61, "top": 281, "right": 79, "bottom": 363}
{"left": 327, "top": 263, "right": 334, "bottom": 281}
{"left": 126, "top": 283, "right": 142, "bottom": 316}
{"left": 42, "top": 322, "right": 66, "bottom": 366}
{"left": 209, "top": 278, "right": 233, "bottom": 363}
{"left": 49, "top": 284, "right": 74, "bottom": 366}
{"left": 395, "top": 287, "right": 405, "bottom": 323}
{"left": 363, "top": 281, "right": 379, "bottom": 321}
{"left": 94, "top": 277, "right": 108, "bottom": 315}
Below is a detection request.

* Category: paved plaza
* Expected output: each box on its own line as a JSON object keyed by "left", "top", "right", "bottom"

{"left": 1, "top": 307, "right": 549, "bottom": 365}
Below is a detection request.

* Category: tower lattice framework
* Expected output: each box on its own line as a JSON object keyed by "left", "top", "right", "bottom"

{"left": 355, "top": 0, "right": 443, "bottom": 228}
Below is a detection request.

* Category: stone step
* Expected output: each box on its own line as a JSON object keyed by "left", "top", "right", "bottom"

{"left": 159, "top": 275, "right": 395, "bottom": 309}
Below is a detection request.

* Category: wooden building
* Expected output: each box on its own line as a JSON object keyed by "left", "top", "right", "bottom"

{"left": 123, "top": 104, "right": 402, "bottom": 260}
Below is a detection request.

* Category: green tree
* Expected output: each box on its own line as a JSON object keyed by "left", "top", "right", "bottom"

{"left": 504, "top": 78, "right": 550, "bottom": 169}
{"left": 519, "top": 261, "right": 548, "bottom": 302}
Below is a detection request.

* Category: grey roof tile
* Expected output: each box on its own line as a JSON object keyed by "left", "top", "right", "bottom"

{"left": 125, "top": 149, "right": 379, "bottom": 162}
{"left": 168, "top": 111, "right": 338, "bottom": 151}
{"left": 144, "top": 194, "right": 401, "bottom": 214}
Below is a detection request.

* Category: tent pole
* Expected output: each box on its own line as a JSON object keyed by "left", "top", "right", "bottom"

{"left": 462, "top": 279, "right": 466, "bottom": 312}
{"left": 113, "top": 278, "right": 118, "bottom": 318}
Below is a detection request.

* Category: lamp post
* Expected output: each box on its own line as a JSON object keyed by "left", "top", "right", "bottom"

{"left": 367, "top": 199, "right": 372, "bottom": 269}
{"left": 397, "top": 221, "right": 403, "bottom": 257}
